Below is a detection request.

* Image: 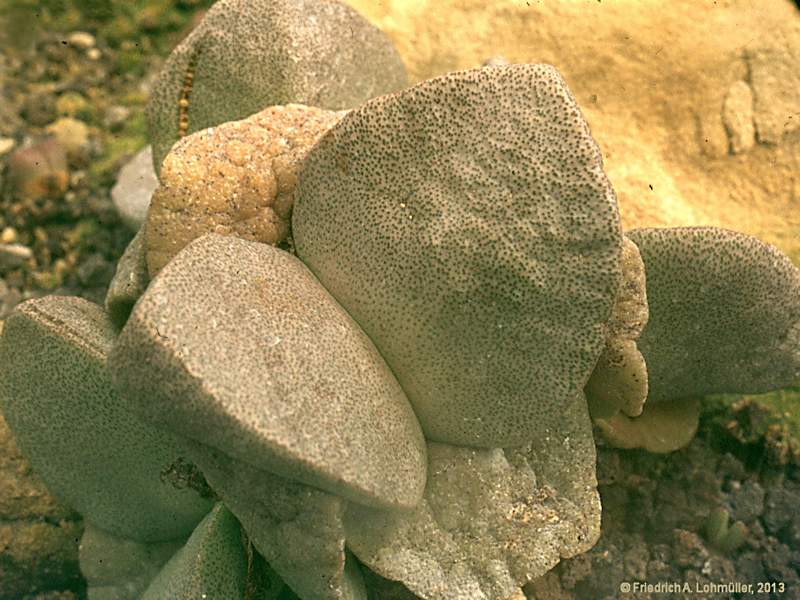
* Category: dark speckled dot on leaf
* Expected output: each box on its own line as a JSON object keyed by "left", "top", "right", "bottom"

{"left": 0, "top": 296, "right": 213, "bottom": 542}
{"left": 109, "top": 233, "right": 427, "bottom": 510}
{"left": 146, "top": 0, "right": 408, "bottom": 174}
{"left": 293, "top": 63, "right": 623, "bottom": 448}
{"left": 628, "top": 227, "right": 800, "bottom": 402}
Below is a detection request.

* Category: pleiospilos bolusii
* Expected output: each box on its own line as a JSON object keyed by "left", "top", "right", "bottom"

{"left": 147, "top": 0, "right": 407, "bottom": 174}
{"left": 293, "top": 63, "right": 624, "bottom": 448}
{"left": 0, "top": 296, "right": 212, "bottom": 542}
{"left": 2, "top": 13, "right": 800, "bottom": 598}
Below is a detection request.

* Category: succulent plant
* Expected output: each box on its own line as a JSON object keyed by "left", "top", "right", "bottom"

{"left": 704, "top": 507, "right": 749, "bottom": 554}
{"left": 1, "top": 1, "right": 799, "bottom": 599}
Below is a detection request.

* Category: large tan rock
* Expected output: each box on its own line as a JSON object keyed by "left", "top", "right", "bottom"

{"left": 343, "top": 0, "right": 800, "bottom": 264}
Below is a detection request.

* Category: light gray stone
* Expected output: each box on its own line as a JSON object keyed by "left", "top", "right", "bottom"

{"left": 111, "top": 146, "right": 158, "bottom": 231}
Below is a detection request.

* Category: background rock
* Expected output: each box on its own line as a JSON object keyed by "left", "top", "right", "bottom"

{"left": 111, "top": 146, "right": 158, "bottom": 232}
{"left": 0, "top": 413, "right": 84, "bottom": 600}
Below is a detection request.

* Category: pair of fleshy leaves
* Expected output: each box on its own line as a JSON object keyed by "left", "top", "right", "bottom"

{"left": 112, "top": 59, "right": 791, "bottom": 596}
{"left": 588, "top": 227, "right": 800, "bottom": 452}
{"left": 105, "top": 63, "right": 620, "bottom": 597}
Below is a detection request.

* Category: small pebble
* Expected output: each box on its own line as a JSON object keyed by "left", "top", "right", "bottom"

{"left": 22, "top": 93, "right": 56, "bottom": 127}
{"left": 0, "top": 227, "right": 18, "bottom": 244}
{"left": 67, "top": 31, "right": 96, "bottom": 50}
{"left": 0, "top": 138, "right": 15, "bottom": 157}
{"left": 55, "top": 92, "right": 89, "bottom": 118}
{"left": 87, "top": 48, "right": 102, "bottom": 61}
{"left": 46, "top": 117, "right": 90, "bottom": 160}
{"left": 104, "top": 105, "right": 131, "bottom": 130}
{"left": 0, "top": 243, "right": 34, "bottom": 270}
{"left": 482, "top": 55, "right": 510, "bottom": 67}
{"left": 7, "top": 139, "right": 69, "bottom": 201}
{"left": 111, "top": 145, "right": 158, "bottom": 231}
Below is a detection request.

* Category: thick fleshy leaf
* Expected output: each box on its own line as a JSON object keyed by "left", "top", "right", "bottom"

{"left": 586, "top": 236, "right": 649, "bottom": 419}
{"left": 141, "top": 503, "right": 247, "bottom": 600}
{"left": 110, "top": 234, "right": 426, "bottom": 509}
{"left": 0, "top": 296, "right": 212, "bottom": 541}
{"left": 293, "top": 63, "right": 622, "bottom": 447}
{"left": 105, "top": 222, "right": 149, "bottom": 328}
{"left": 628, "top": 227, "right": 800, "bottom": 401}
{"left": 147, "top": 0, "right": 407, "bottom": 172}
{"left": 79, "top": 523, "right": 183, "bottom": 600}
{"left": 191, "top": 443, "right": 366, "bottom": 600}
{"left": 596, "top": 397, "right": 700, "bottom": 453}
{"left": 345, "top": 394, "right": 600, "bottom": 600}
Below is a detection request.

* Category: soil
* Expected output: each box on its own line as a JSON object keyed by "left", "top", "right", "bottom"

{"left": 0, "top": 1, "right": 798, "bottom": 599}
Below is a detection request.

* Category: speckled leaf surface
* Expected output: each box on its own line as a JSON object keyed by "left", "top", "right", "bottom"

{"left": 585, "top": 236, "right": 649, "bottom": 419}
{"left": 140, "top": 503, "right": 247, "bottom": 600}
{"left": 345, "top": 394, "right": 600, "bottom": 600}
{"left": 110, "top": 234, "right": 426, "bottom": 510}
{"left": 628, "top": 227, "right": 800, "bottom": 402}
{"left": 190, "top": 443, "right": 366, "bottom": 600}
{"left": 147, "top": 0, "right": 407, "bottom": 172}
{"left": 294, "top": 63, "right": 622, "bottom": 447}
{"left": 0, "top": 296, "right": 212, "bottom": 542}
{"left": 105, "top": 222, "right": 149, "bottom": 329}
{"left": 79, "top": 523, "right": 184, "bottom": 600}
